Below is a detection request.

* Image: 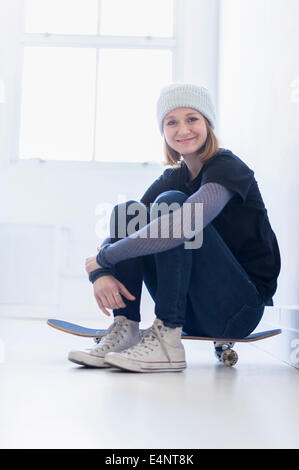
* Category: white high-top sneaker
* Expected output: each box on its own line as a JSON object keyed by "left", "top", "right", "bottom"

{"left": 68, "top": 315, "right": 141, "bottom": 367}
{"left": 104, "top": 318, "right": 186, "bottom": 372}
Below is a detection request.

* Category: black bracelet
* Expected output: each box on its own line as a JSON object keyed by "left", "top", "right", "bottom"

{"left": 89, "top": 267, "right": 114, "bottom": 284}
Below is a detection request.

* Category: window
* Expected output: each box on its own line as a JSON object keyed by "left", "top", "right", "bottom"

{"left": 20, "top": 0, "right": 176, "bottom": 162}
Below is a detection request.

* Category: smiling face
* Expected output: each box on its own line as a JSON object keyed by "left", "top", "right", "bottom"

{"left": 162, "top": 107, "right": 208, "bottom": 158}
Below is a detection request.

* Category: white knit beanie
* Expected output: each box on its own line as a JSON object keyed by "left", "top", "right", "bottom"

{"left": 156, "top": 83, "right": 216, "bottom": 134}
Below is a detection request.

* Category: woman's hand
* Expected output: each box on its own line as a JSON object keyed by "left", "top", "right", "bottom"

{"left": 85, "top": 245, "right": 112, "bottom": 275}
{"left": 92, "top": 275, "right": 136, "bottom": 316}
{"left": 85, "top": 255, "right": 103, "bottom": 275}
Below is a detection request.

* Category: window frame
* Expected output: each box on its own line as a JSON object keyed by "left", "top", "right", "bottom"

{"left": 16, "top": 0, "right": 181, "bottom": 164}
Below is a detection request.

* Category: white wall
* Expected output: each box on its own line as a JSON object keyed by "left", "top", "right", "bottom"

{"left": 176, "top": 0, "right": 220, "bottom": 106}
{"left": 0, "top": 0, "right": 24, "bottom": 169}
{"left": 218, "top": 0, "right": 299, "bottom": 306}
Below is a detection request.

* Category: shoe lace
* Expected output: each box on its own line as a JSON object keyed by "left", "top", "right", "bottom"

{"left": 122, "top": 322, "right": 171, "bottom": 362}
{"left": 92, "top": 318, "right": 129, "bottom": 353}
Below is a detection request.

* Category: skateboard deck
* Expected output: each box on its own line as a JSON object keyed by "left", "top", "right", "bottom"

{"left": 47, "top": 319, "right": 281, "bottom": 367}
{"left": 47, "top": 318, "right": 281, "bottom": 343}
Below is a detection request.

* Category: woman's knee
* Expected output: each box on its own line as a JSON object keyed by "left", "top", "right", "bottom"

{"left": 152, "top": 190, "right": 188, "bottom": 207}
{"left": 149, "top": 191, "right": 189, "bottom": 224}
{"left": 112, "top": 199, "right": 143, "bottom": 214}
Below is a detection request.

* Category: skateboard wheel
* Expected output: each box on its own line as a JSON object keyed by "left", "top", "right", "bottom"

{"left": 220, "top": 349, "right": 238, "bottom": 367}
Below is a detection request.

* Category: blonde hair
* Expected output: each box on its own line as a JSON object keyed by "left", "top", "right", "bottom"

{"left": 162, "top": 118, "right": 219, "bottom": 168}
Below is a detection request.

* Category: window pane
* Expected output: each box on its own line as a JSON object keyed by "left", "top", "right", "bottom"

{"left": 95, "top": 49, "right": 172, "bottom": 163}
{"left": 25, "top": 0, "right": 98, "bottom": 34}
{"left": 100, "top": 0, "right": 174, "bottom": 37}
{"left": 20, "top": 47, "right": 96, "bottom": 161}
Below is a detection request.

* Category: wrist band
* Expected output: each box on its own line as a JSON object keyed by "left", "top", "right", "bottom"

{"left": 89, "top": 267, "right": 114, "bottom": 284}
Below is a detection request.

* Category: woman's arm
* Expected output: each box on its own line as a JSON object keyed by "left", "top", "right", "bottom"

{"left": 97, "top": 182, "right": 234, "bottom": 269}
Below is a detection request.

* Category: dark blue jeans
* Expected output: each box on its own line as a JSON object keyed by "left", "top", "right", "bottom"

{"left": 109, "top": 190, "right": 269, "bottom": 338}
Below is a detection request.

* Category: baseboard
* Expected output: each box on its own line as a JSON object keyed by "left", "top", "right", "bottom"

{"left": 0, "top": 304, "right": 115, "bottom": 325}
{"left": 0, "top": 304, "right": 59, "bottom": 319}
{"left": 252, "top": 306, "right": 299, "bottom": 370}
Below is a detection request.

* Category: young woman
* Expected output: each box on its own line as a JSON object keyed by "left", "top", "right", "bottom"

{"left": 69, "top": 83, "right": 281, "bottom": 372}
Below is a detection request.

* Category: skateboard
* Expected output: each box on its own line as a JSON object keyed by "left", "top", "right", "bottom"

{"left": 47, "top": 318, "right": 281, "bottom": 367}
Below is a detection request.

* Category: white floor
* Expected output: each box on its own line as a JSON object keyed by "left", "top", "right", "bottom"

{"left": 1, "top": 317, "right": 299, "bottom": 449}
